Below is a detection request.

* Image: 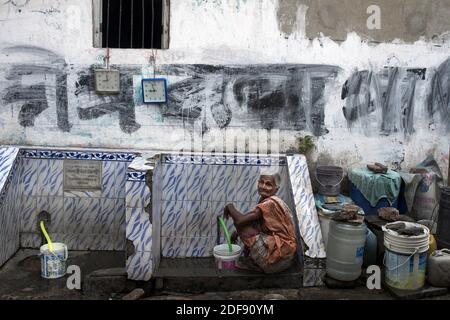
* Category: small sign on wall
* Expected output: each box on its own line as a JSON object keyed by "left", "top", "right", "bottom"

{"left": 63, "top": 160, "right": 102, "bottom": 191}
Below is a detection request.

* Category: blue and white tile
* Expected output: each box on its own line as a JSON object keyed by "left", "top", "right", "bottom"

{"left": 210, "top": 165, "right": 234, "bottom": 202}
{"left": 115, "top": 162, "right": 128, "bottom": 198}
{"left": 64, "top": 233, "right": 93, "bottom": 250}
{"left": 161, "top": 164, "right": 185, "bottom": 201}
{"left": 161, "top": 237, "right": 186, "bottom": 258}
{"left": 19, "top": 196, "right": 37, "bottom": 232}
{"left": 101, "top": 161, "right": 116, "bottom": 198}
{"left": 20, "top": 158, "right": 40, "bottom": 196}
{"left": 209, "top": 201, "right": 227, "bottom": 221}
{"left": 126, "top": 181, "right": 151, "bottom": 208}
{"left": 185, "top": 164, "right": 211, "bottom": 201}
{"left": 36, "top": 197, "right": 65, "bottom": 233}
{"left": 20, "top": 233, "right": 41, "bottom": 249}
{"left": 126, "top": 251, "right": 153, "bottom": 281}
{"left": 90, "top": 234, "right": 115, "bottom": 251}
{"left": 287, "top": 155, "right": 325, "bottom": 258}
{"left": 64, "top": 190, "right": 102, "bottom": 198}
{"left": 92, "top": 199, "right": 119, "bottom": 234}
{"left": 235, "top": 165, "right": 259, "bottom": 203}
{"left": 161, "top": 201, "right": 186, "bottom": 237}
{"left": 65, "top": 198, "right": 101, "bottom": 235}
{"left": 115, "top": 199, "right": 126, "bottom": 250}
{"left": 36, "top": 160, "right": 63, "bottom": 197}
{"left": 0, "top": 147, "right": 19, "bottom": 190}
{"left": 185, "top": 201, "right": 211, "bottom": 237}
{"left": 185, "top": 237, "right": 215, "bottom": 257}
{"left": 126, "top": 207, "right": 152, "bottom": 252}
{"left": 127, "top": 171, "right": 146, "bottom": 182}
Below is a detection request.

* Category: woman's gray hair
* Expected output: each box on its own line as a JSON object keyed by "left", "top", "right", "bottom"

{"left": 259, "top": 166, "right": 282, "bottom": 187}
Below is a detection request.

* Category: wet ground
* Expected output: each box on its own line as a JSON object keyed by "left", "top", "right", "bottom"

{"left": 0, "top": 249, "right": 125, "bottom": 300}
{"left": 0, "top": 250, "right": 449, "bottom": 300}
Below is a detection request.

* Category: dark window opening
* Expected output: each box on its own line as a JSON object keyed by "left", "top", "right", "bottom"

{"left": 101, "top": 0, "right": 163, "bottom": 49}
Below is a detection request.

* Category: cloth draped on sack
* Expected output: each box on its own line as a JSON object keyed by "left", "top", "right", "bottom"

{"left": 398, "top": 171, "right": 423, "bottom": 213}
{"left": 348, "top": 168, "right": 401, "bottom": 207}
{"left": 242, "top": 196, "right": 297, "bottom": 266}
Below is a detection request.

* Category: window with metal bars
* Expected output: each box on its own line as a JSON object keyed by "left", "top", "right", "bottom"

{"left": 93, "top": 0, "right": 169, "bottom": 49}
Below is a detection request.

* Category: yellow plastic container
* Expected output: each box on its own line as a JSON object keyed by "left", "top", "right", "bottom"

{"left": 429, "top": 234, "right": 437, "bottom": 256}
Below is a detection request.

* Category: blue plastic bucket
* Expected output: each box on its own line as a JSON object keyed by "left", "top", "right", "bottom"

{"left": 40, "top": 243, "right": 68, "bottom": 279}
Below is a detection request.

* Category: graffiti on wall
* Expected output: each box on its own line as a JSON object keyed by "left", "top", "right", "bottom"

{"left": 0, "top": 45, "right": 341, "bottom": 136}
{"left": 158, "top": 64, "right": 340, "bottom": 135}
{"left": 428, "top": 57, "right": 450, "bottom": 133}
{"left": 341, "top": 59, "right": 450, "bottom": 136}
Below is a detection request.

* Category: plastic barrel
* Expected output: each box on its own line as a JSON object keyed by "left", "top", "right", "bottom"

{"left": 326, "top": 221, "right": 367, "bottom": 281}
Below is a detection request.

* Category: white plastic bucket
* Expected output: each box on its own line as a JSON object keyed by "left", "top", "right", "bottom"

{"left": 40, "top": 243, "right": 68, "bottom": 279}
{"left": 382, "top": 222, "right": 430, "bottom": 290}
{"left": 213, "top": 244, "right": 242, "bottom": 270}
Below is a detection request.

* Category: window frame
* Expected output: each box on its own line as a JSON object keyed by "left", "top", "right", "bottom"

{"left": 92, "top": 0, "right": 170, "bottom": 49}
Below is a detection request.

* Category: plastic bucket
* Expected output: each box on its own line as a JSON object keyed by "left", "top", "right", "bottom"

{"left": 40, "top": 243, "right": 68, "bottom": 279}
{"left": 213, "top": 244, "right": 242, "bottom": 270}
{"left": 382, "top": 222, "right": 430, "bottom": 290}
{"left": 316, "top": 166, "right": 344, "bottom": 196}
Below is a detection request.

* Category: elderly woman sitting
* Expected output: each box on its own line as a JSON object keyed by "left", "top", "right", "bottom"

{"left": 224, "top": 169, "right": 297, "bottom": 273}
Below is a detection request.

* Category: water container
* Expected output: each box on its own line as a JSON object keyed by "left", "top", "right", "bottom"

{"left": 316, "top": 166, "right": 344, "bottom": 196}
{"left": 437, "top": 187, "right": 450, "bottom": 249}
{"left": 326, "top": 220, "right": 367, "bottom": 281}
{"left": 382, "top": 222, "right": 429, "bottom": 290}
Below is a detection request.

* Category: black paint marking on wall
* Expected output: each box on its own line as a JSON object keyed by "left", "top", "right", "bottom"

{"left": 1, "top": 46, "right": 72, "bottom": 132}
{"left": 158, "top": 64, "right": 340, "bottom": 135}
{"left": 427, "top": 57, "right": 450, "bottom": 133}
{"left": 75, "top": 66, "right": 141, "bottom": 134}
{"left": 342, "top": 66, "right": 427, "bottom": 136}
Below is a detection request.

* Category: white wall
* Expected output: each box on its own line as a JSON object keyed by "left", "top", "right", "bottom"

{"left": 0, "top": 0, "right": 448, "bottom": 180}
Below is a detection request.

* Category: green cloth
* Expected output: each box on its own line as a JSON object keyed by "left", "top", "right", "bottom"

{"left": 348, "top": 168, "right": 401, "bottom": 207}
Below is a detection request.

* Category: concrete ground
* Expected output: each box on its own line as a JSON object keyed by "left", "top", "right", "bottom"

{"left": 0, "top": 249, "right": 125, "bottom": 300}
{"left": 0, "top": 249, "right": 449, "bottom": 300}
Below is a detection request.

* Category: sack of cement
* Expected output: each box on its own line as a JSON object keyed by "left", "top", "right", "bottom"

{"left": 410, "top": 156, "right": 443, "bottom": 221}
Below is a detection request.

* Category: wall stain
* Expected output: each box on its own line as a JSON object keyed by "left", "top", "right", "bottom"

{"left": 428, "top": 57, "right": 450, "bottom": 133}
{"left": 341, "top": 67, "right": 429, "bottom": 136}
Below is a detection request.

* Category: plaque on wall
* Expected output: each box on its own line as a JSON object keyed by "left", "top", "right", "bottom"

{"left": 63, "top": 160, "right": 102, "bottom": 191}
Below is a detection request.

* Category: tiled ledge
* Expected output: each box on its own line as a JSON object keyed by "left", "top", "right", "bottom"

{"left": 19, "top": 149, "right": 136, "bottom": 162}
{"left": 163, "top": 154, "right": 287, "bottom": 166}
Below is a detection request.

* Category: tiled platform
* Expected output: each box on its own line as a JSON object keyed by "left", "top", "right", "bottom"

{"left": 153, "top": 257, "right": 303, "bottom": 293}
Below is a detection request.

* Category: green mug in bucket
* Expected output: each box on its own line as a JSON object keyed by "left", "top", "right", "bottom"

{"left": 40, "top": 243, "right": 68, "bottom": 279}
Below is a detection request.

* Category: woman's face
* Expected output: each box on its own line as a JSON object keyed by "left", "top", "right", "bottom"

{"left": 257, "top": 175, "right": 278, "bottom": 198}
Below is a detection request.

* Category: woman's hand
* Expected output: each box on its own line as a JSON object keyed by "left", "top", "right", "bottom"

{"left": 224, "top": 203, "right": 235, "bottom": 219}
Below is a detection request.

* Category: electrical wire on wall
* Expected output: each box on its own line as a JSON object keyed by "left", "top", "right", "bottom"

{"left": 148, "top": 0, "right": 157, "bottom": 78}
{"left": 104, "top": 0, "right": 111, "bottom": 69}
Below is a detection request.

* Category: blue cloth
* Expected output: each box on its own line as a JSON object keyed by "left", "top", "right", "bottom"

{"left": 348, "top": 168, "right": 401, "bottom": 207}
